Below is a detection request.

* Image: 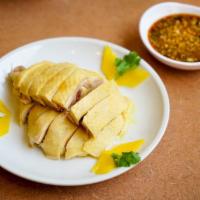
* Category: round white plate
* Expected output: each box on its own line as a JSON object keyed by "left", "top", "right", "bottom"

{"left": 0, "top": 37, "right": 169, "bottom": 186}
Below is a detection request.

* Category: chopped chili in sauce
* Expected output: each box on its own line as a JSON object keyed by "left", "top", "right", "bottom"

{"left": 149, "top": 14, "right": 200, "bottom": 62}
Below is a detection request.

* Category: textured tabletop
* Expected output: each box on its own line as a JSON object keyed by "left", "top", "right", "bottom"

{"left": 0, "top": 0, "right": 200, "bottom": 199}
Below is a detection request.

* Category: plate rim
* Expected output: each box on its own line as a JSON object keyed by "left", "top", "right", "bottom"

{"left": 0, "top": 37, "right": 170, "bottom": 186}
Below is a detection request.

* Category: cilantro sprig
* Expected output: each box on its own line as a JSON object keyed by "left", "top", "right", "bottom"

{"left": 115, "top": 51, "right": 141, "bottom": 76}
{"left": 112, "top": 151, "right": 141, "bottom": 167}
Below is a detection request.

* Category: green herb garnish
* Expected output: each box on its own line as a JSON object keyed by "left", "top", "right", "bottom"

{"left": 115, "top": 51, "right": 141, "bottom": 76}
{"left": 112, "top": 151, "right": 141, "bottom": 167}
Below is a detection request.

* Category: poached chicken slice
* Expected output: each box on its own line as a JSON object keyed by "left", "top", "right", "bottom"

{"left": 69, "top": 81, "right": 118, "bottom": 124}
{"left": 10, "top": 61, "right": 53, "bottom": 91}
{"left": 83, "top": 114, "right": 125, "bottom": 157}
{"left": 38, "top": 63, "right": 76, "bottom": 108}
{"left": 40, "top": 113, "right": 77, "bottom": 159}
{"left": 28, "top": 63, "right": 68, "bottom": 105}
{"left": 27, "top": 105, "right": 59, "bottom": 146}
{"left": 65, "top": 128, "right": 89, "bottom": 159}
{"left": 82, "top": 90, "right": 129, "bottom": 137}
{"left": 52, "top": 68, "right": 103, "bottom": 110}
{"left": 19, "top": 64, "right": 53, "bottom": 100}
{"left": 19, "top": 102, "right": 35, "bottom": 125}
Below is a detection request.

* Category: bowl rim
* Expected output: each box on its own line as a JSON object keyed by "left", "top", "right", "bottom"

{"left": 139, "top": 2, "right": 200, "bottom": 70}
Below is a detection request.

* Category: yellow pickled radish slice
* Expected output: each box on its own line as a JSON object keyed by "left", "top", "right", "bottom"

{"left": 101, "top": 46, "right": 117, "bottom": 80}
{"left": 116, "top": 67, "right": 149, "bottom": 87}
{"left": 0, "top": 100, "right": 11, "bottom": 137}
{"left": 110, "top": 139, "right": 144, "bottom": 154}
{"left": 92, "top": 151, "right": 115, "bottom": 174}
{"left": 0, "top": 100, "right": 10, "bottom": 115}
{"left": 0, "top": 115, "right": 10, "bottom": 136}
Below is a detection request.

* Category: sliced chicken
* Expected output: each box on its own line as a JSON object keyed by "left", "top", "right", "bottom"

{"left": 65, "top": 128, "right": 89, "bottom": 159}
{"left": 120, "top": 97, "right": 133, "bottom": 136}
{"left": 52, "top": 68, "right": 103, "bottom": 110}
{"left": 83, "top": 115, "right": 125, "bottom": 157}
{"left": 19, "top": 63, "right": 53, "bottom": 100}
{"left": 19, "top": 102, "right": 34, "bottom": 125}
{"left": 9, "top": 66, "right": 25, "bottom": 83}
{"left": 27, "top": 105, "right": 59, "bottom": 146}
{"left": 10, "top": 61, "right": 53, "bottom": 92}
{"left": 40, "top": 113, "right": 77, "bottom": 159}
{"left": 10, "top": 62, "right": 103, "bottom": 111}
{"left": 9, "top": 67, "right": 25, "bottom": 100}
{"left": 27, "top": 104, "right": 47, "bottom": 123}
{"left": 28, "top": 63, "right": 68, "bottom": 105}
{"left": 82, "top": 90, "right": 129, "bottom": 137}
{"left": 10, "top": 61, "right": 133, "bottom": 160}
{"left": 69, "top": 81, "right": 117, "bottom": 124}
{"left": 38, "top": 63, "right": 76, "bottom": 108}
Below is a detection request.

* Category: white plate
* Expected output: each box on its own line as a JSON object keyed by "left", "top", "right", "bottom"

{"left": 0, "top": 37, "right": 169, "bottom": 186}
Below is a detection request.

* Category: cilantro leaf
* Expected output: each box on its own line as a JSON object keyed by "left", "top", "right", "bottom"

{"left": 115, "top": 51, "right": 141, "bottom": 76}
{"left": 112, "top": 151, "right": 141, "bottom": 167}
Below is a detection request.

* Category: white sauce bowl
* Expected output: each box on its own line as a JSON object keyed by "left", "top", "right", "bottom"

{"left": 139, "top": 2, "right": 200, "bottom": 70}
